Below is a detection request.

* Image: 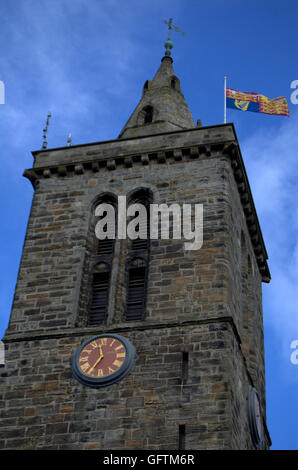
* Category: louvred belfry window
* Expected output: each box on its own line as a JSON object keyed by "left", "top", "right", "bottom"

{"left": 96, "top": 238, "right": 115, "bottom": 255}
{"left": 130, "top": 207, "right": 150, "bottom": 251}
{"left": 86, "top": 194, "right": 117, "bottom": 326}
{"left": 125, "top": 188, "right": 152, "bottom": 321}
{"left": 126, "top": 258, "right": 147, "bottom": 321}
{"left": 95, "top": 196, "right": 117, "bottom": 256}
{"left": 89, "top": 263, "right": 110, "bottom": 326}
{"left": 129, "top": 188, "right": 151, "bottom": 252}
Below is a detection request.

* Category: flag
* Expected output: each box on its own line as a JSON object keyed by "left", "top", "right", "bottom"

{"left": 226, "top": 88, "right": 289, "bottom": 117}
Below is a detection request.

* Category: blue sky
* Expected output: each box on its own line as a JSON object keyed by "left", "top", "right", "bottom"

{"left": 1, "top": 0, "right": 297, "bottom": 450}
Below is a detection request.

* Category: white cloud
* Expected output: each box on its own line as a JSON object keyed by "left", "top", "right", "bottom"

{"left": 0, "top": 1, "right": 153, "bottom": 165}
{"left": 241, "top": 111, "right": 298, "bottom": 365}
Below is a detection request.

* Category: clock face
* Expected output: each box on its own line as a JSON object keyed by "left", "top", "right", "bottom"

{"left": 254, "top": 392, "right": 264, "bottom": 442}
{"left": 72, "top": 334, "right": 136, "bottom": 388}
{"left": 78, "top": 336, "right": 126, "bottom": 378}
{"left": 247, "top": 386, "right": 264, "bottom": 448}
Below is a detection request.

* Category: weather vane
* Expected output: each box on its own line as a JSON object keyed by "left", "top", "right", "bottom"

{"left": 42, "top": 111, "right": 51, "bottom": 149}
{"left": 163, "top": 18, "right": 185, "bottom": 56}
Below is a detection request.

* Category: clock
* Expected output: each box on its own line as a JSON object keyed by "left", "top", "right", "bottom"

{"left": 72, "top": 334, "right": 136, "bottom": 388}
{"left": 247, "top": 385, "right": 264, "bottom": 448}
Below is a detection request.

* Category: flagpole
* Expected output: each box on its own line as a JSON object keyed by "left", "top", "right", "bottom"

{"left": 224, "top": 76, "right": 227, "bottom": 124}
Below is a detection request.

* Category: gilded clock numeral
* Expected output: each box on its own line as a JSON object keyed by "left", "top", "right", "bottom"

{"left": 97, "top": 369, "right": 104, "bottom": 377}
{"left": 91, "top": 341, "right": 98, "bottom": 349}
{"left": 108, "top": 367, "right": 115, "bottom": 374}
{"left": 115, "top": 344, "right": 124, "bottom": 351}
{"left": 110, "top": 339, "right": 116, "bottom": 347}
{"left": 116, "top": 352, "right": 125, "bottom": 358}
{"left": 99, "top": 338, "right": 108, "bottom": 346}
{"left": 113, "top": 360, "right": 123, "bottom": 368}
{"left": 80, "top": 362, "right": 90, "bottom": 372}
{"left": 79, "top": 355, "right": 89, "bottom": 363}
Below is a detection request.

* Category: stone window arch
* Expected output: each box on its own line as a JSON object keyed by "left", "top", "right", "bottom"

{"left": 127, "top": 187, "right": 152, "bottom": 251}
{"left": 124, "top": 188, "right": 153, "bottom": 321}
{"left": 137, "top": 105, "right": 156, "bottom": 126}
{"left": 75, "top": 192, "right": 118, "bottom": 327}
{"left": 144, "top": 105, "right": 153, "bottom": 124}
{"left": 170, "top": 75, "right": 180, "bottom": 91}
{"left": 94, "top": 193, "right": 117, "bottom": 256}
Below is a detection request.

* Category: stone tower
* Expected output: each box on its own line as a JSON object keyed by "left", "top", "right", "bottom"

{"left": 0, "top": 50, "right": 271, "bottom": 450}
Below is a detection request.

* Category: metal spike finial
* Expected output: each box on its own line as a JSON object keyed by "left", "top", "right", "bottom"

{"left": 163, "top": 18, "right": 185, "bottom": 56}
{"left": 42, "top": 111, "right": 51, "bottom": 149}
{"left": 67, "top": 133, "right": 72, "bottom": 147}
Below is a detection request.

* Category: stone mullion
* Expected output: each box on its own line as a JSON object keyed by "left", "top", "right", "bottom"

{"left": 106, "top": 239, "right": 121, "bottom": 325}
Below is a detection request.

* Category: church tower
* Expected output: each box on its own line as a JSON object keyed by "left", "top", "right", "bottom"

{"left": 0, "top": 37, "right": 271, "bottom": 449}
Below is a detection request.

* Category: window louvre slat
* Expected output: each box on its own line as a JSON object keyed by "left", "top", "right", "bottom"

{"left": 97, "top": 239, "right": 115, "bottom": 255}
{"left": 125, "top": 266, "right": 146, "bottom": 321}
{"left": 88, "top": 271, "right": 109, "bottom": 325}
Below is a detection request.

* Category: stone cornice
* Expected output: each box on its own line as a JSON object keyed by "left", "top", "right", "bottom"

{"left": 24, "top": 124, "right": 270, "bottom": 283}
{"left": 3, "top": 315, "right": 240, "bottom": 343}
{"left": 31, "top": 123, "right": 235, "bottom": 168}
{"left": 222, "top": 141, "right": 270, "bottom": 283}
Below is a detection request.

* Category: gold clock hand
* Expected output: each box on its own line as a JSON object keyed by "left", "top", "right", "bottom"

{"left": 87, "top": 353, "right": 103, "bottom": 375}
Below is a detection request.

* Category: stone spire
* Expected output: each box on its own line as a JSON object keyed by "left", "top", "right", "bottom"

{"left": 118, "top": 55, "right": 195, "bottom": 139}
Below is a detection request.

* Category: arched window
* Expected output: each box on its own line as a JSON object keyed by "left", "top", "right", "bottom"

{"left": 170, "top": 76, "right": 180, "bottom": 91}
{"left": 86, "top": 193, "right": 117, "bottom": 326}
{"left": 144, "top": 105, "right": 153, "bottom": 124}
{"left": 124, "top": 188, "right": 152, "bottom": 321}
{"left": 94, "top": 194, "right": 117, "bottom": 256}
{"left": 128, "top": 188, "right": 152, "bottom": 251}
{"left": 89, "top": 262, "right": 110, "bottom": 326}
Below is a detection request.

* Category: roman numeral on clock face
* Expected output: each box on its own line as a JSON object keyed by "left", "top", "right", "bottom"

{"left": 80, "top": 362, "right": 90, "bottom": 372}
{"left": 79, "top": 355, "right": 89, "bottom": 363}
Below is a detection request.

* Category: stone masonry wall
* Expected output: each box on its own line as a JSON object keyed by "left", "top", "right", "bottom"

{"left": 1, "top": 125, "right": 270, "bottom": 449}
{"left": 224, "top": 156, "right": 266, "bottom": 414}
{"left": 7, "top": 150, "right": 234, "bottom": 335}
{"left": 1, "top": 321, "right": 255, "bottom": 450}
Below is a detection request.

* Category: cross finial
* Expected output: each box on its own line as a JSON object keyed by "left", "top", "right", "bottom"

{"left": 163, "top": 18, "right": 185, "bottom": 56}
{"left": 42, "top": 112, "right": 51, "bottom": 149}
{"left": 67, "top": 132, "right": 72, "bottom": 146}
